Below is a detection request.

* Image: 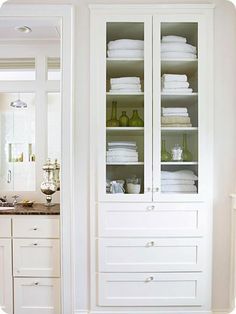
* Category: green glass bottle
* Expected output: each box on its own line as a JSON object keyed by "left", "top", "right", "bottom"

{"left": 182, "top": 134, "right": 193, "bottom": 161}
{"left": 129, "top": 110, "right": 144, "bottom": 127}
{"left": 106, "top": 101, "right": 119, "bottom": 127}
{"left": 161, "top": 139, "right": 171, "bottom": 162}
{"left": 119, "top": 111, "right": 129, "bottom": 127}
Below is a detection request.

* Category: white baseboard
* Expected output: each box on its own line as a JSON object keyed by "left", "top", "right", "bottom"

{"left": 74, "top": 310, "right": 89, "bottom": 314}
{"left": 75, "top": 311, "right": 212, "bottom": 314}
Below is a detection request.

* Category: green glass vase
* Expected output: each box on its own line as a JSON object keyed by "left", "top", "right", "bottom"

{"left": 161, "top": 139, "right": 171, "bottom": 162}
{"left": 119, "top": 111, "right": 129, "bottom": 127}
{"left": 106, "top": 101, "right": 119, "bottom": 127}
{"left": 129, "top": 110, "right": 144, "bottom": 127}
{"left": 182, "top": 134, "right": 193, "bottom": 161}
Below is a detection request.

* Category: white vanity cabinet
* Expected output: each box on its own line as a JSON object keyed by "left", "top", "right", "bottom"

{"left": 91, "top": 4, "right": 213, "bottom": 314}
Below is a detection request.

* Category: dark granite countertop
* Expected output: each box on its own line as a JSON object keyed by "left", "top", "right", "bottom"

{"left": 0, "top": 203, "right": 60, "bottom": 215}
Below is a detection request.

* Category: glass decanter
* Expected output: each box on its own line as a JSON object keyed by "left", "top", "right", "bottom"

{"left": 129, "top": 110, "right": 144, "bottom": 127}
{"left": 182, "top": 134, "right": 193, "bottom": 162}
{"left": 106, "top": 101, "right": 119, "bottom": 127}
{"left": 161, "top": 139, "right": 171, "bottom": 162}
{"left": 119, "top": 111, "right": 129, "bottom": 127}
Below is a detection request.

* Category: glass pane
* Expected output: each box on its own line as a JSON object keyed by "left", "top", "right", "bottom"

{"left": 160, "top": 22, "right": 198, "bottom": 194}
{"left": 47, "top": 57, "right": 60, "bottom": 80}
{"left": 0, "top": 58, "right": 35, "bottom": 80}
{"left": 106, "top": 22, "right": 145, "bottom": 195}
{"left": 0, "top": 93, "right": 35, "bottom": 191}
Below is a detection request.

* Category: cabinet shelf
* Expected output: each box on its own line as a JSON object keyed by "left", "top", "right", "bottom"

{"left": 161, "top": 127, "right": 198, "bottom": 133}
{"left": 161, "top": 162, "right": 198, "bottom": 165}
{"left": 107, "top": 162, "right": 144, "bottom": 166}
{"left": 161, "top": 59, "right": 198, "bottom": 74}
{"left": 107, "top": 127, "right": 144, "bottom": 135}
{"left": 107, "top": 92, "right": 144, "bottom": 96}
{"left": 161, "top": 92, "right": 198, "bottom": 97}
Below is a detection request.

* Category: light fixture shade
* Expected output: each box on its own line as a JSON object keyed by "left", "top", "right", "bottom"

{"left": 10, "top": 99, "right": 27, "bottom": 108}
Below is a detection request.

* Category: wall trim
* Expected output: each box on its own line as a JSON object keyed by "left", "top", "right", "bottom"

{"left": 76, "top": 311, "right": 212, "bottom": 314}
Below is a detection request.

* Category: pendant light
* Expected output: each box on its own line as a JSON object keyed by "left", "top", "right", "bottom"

{"left": 10, "top": 93, "right": 27, "bottom": 109}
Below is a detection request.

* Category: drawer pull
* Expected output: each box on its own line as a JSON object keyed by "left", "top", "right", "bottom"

{"left": 146, "top": 205, "right": 155, "bottom": 211}
{"left": 146, "top": 276, "right": 154, "bottom": 282}
{"left": 34, "top": 281, "right": 39, "bottom": 286}
{"left": 33, "top": 226, "right": 38, "bottom": 231}
{"left": 154, "top": 187, "right": 159, "bottom": 192}
{"left": 145, "top": 187, "right": 151, "bottom": 192}
{"left": 146, "top": 241, "right": 155, "bottom": 247}
{"left": 33, "top": 242, "right": 38, "bottom": 246}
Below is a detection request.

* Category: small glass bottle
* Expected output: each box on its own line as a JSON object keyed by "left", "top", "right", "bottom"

{"left": 171, "top": 144, "right": 183, "bottom": 161}
{"left": 129, "top": 110, "right": 144, "bottom": 127}
{"left": 119, "top": 111, "right": 129, "bottom": 127}
{"left": 106, "top": 101, "right": 119, "bottom": 127}
{"left": 182, "top": 134, "right": 193, "bottom": 162}
{"left": 161, "top": 139, "right": 171, "bottom": 162}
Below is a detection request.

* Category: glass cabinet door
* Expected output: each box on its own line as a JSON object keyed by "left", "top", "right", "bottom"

{"left": 96, "top": 15, "right": 153, "bottom": 201}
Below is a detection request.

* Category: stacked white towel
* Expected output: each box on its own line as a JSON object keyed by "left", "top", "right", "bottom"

{"left": 107, "top": 141, "right": 138, "bottom": 163}
{"left": 161, "top": 35, "right": 197, "bottom": 59}
{"left": 162, "top": 74, "right": 193, "bottom": 94}
{"left": 161, "top": 170, "right": 198, "bottom": 193}
{"left": 161, "top": 107, "right": 192, "bottom": 127}
{"left": 110, "top": 77, "right": 142, "bottom": 93}
{"left": 107, "top": 39, "right": 144, "bottom": 58}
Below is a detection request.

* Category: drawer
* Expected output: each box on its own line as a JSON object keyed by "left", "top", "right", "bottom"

{"left": 99, "top": 237, "right": 203, "bottom": 272}
{"left": 0, "top": 217, "right": 11, "bottom": 237}
{"left": 98, "top": 272, "right": 204, "bottom": 306}
{"left": 13, "top": 239, "right": 60, "bottom": 277}
{"left": 14, "top": 277, "right": 60, "bottom": 314}
{"left": 13, "top": 217, "right": 60, "bottom": 238}
{"left": 98, "top": 202, "right": 205, "bottom": 237}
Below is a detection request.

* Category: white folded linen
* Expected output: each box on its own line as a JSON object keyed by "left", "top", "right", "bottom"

{"left": 162, "top": 81, "right": 190, "bottom": 89}
{"left": 161, "top": 179, "right": 195, "bottom": 186}
{"left": 161, "top": 42, "right": 197, "bottom": 54}
{"left": 107, "top": 49, "right": 144, "bottom": 58}
{"left": 162, "top": 112, "right": 189, "bottom": 117}
{"left": 161, "top": 185, "right": 197, "bottom": 192}
{"left": 162, "top": 107, "right": 188, "bottom": 114}
{"left": 109, "top": 89, "right": 142, "bottom": 93}
{"left": 110, "top": 83, "right": 141, "bottom": 90}
{"left": 162, "top": 74, "right": 187, "bottom": 82}
{"left": 108, "top": 39, "right": 144, "bottom": 50}
{"left": 161, "top": 52, "right": 197, "bottom": 59}
{"left": 107, "top": 151, "right": 138, "bottom": 157}
{"left": 162, "top": 35, "right": 187, "bottom": 43}
{"left": 162, "top": 88, "right": 193, "bottom": 94}
{"left": 110, "top": 77, "right": 140, "bottom": 84}
{"left": 161, "top": 170, "right": 198, "bottom": 180}
{"left": 108, "top": 141, "right": 136, "bottom": 147}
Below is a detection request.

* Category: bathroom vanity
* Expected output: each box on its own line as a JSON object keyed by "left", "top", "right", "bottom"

{"left": 0, "top": 205, "right": 60, "bottom": 314}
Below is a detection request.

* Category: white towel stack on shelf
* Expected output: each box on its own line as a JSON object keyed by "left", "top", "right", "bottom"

{"left": 161, "top": 170, "right": 198, "bottom": 193}
{"left": 162, "top": 74, "right": 193, "bottom": 94}
{"left": 107, "top": 141, "right": 138, "bottom": 163}
{"left": 107, "top": 39, "right": 144, "bottom": 59}
{"left": 161, "top": 35, "right": 197, "bottom": 59}
{"left": 109, "top": 77, "right": 142, "bottom": 93}
{"left": 161, "top": 107, "right": 192, "bottom": 127}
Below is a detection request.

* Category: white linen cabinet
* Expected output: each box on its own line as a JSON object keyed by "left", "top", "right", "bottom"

{"left": 90, "top": 4, "right": 214, "bottom": 314}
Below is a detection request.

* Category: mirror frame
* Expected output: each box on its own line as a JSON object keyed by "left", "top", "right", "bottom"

{"left": 0, "top": 4, "right": 75, "bottom": 313}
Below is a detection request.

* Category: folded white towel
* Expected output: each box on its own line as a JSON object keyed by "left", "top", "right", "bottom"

{"left": 161, "top": 52, "right": 197, "bottom": 59}
{"left": 161, "top": 179, "right": 195, "bottom": 185}
{"left": 162, "top": 112, "right": 189, "bottom": 117}
{"left": 162, "top": 74, "right": 187, "bottom": 82}
{"left": 108, "top": 39, "right": 144, "bottom": 50}
{"left": 108, "top": 49, "right": 144, "bottom": 58}
{"left": 161, "top": 185, "right": 197, "bottom": 193}
{"left": 162, "top": 35, "right": 187, "bottom": 43}
{"left": 109, "top": 89, "right": 141, "bottom": 94}
{"left": 110, "top": 77, "right": 140, "bottom": 84}
{"left": 162, "top": 107, "right": 188, "bottom": 114}
{"left": 108, "top": 141, "right": 136, "bottom": 147}
{"left": 107, "top": 151, "right": 138, "bottom": 157}
{"left": 161, "top": 43, "right": 197, "bottom": 54}
{"left": 162, "top": 81, "right": 190, "bottom": 89}
{"left": 161, "top": 170, "right": 198, "bottom": 180}
{"left": 162, "top": 88, "right": 193, "bottom": 94}
{"left": 110, "top": 83, "right": 141, "bottom": 90}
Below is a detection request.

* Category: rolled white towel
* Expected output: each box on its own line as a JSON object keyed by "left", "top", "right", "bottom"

{"left": 108, "top": 39, "right": 144, "bottom": 50}
{"left": 110, "top": 83, "right": 141, "bottom": 90}
{"left": 161, "top": 170, "right": 198, "bottom": 181}
{"left": 161, "top": 42, "right": 197, "bottom": 54}
{"left": 162, "top": 74, "right": 187, "bottom": 82}
{"left": 161, "top": 179, "right": 195, "bottom": 185}
{"left": 162, "top": 88, "right": 193, "bottom": 94}
{"left": 162, "top": 35, "right": 187, "bottom": 43}
{"left": 110, "top": 77, "right": 140, "bottom": 84}
{"left": 162, "top": 107, "right": 188, "bottom": 114}
{"left": 107, "top": 49, "right": 144, "bottom": 58}
{"left": 161, "top": 52, "right": 197, "bottom": 59}
{"left": 162, "top": 81, "right": 190, "bottom": 89}
{"left": 161, "top": 185, "right": 197, "bottom": 193}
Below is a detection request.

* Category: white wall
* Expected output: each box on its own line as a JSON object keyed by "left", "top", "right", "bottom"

{"left": 6, "top": 0, "right": 236, "bottom": 312}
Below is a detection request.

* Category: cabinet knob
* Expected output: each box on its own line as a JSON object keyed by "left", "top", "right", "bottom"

{"left": 146, "top": 276, "right": 154, "bottom": 282}
{"left": 145, "top": 187, "right": 151, "bottom": 192}
{"left": 146, "top": 241, "right": 155, "bottom": 247}
{"left": 154, "top": 187, "right": 159, "bottom": 192}
{"left": 33, "top": 242, "right": 38, "bottom": 246}
{"left": 34, "top": 281, "right": 39, "bottom": 286}
{"left": 33, "top": 226, "right": 38, "bottom": 231}
{"left": 146, "top": 205, "right": 155, "bottom": 211}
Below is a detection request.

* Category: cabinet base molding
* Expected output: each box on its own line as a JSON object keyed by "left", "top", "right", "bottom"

{"left": 87, "top": 311, "right": 213, "bottom": 314}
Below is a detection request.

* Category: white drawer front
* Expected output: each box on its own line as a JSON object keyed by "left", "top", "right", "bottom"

{"left": 98, "top": 272, "right": 204, "bottom": 306}
{"left": 13, "top": 217, "right": 60, "bottom": 238}
{"left": 14, "top": 277, "right": 60, "bottom": 314}
{"left": 99, "top": 203, "right": 205, "bottom": 237}
{"left": 99, "top": 238, "right": 203, "bottom": 272}
{"left": 13, "top": 239, "right": 60, "bottom": 277}
{"left": 0, "top": 218, "right": 11, "bottom": 237}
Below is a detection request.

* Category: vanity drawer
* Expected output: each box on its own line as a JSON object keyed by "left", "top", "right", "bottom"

{"left": 0, "top": 218, "right": 11, "bottom": 237}
{"left": 98, "top": 272, "right": 204, "bottom": 307}
{"left": 14, "top": 277, "right": 60, "bottom": 314}
{"left": 98, "top": 237, "right": 203, "bottom": 272}
{"left": 13, "top": 239, "right": 60, "bottom": 277}
{"left": 98, "top": 202, "right": 205, "bottom": 237}
{"left": 13, "top": 217, "right": 60, "bottom": 238}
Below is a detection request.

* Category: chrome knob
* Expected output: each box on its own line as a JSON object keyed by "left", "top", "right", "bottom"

{"left": 34, "top": 281, "right": 39, "bottom": 286}
{"left": 33, "top": 242, "right": 38, "bottom": 246}
{"left": 146, "top": 276, "right": 154, "bottom": 282}
{"left": 154, "top": 187, "right": 159, "bottom": 192}
{"left": 33, "top": 226, "right": 38, "bottom": 231}
{"left": 146, "top": 241, "right": 155, "bottom": 247}
{"left": 145, "top": 187, "right": 151, "bottom": 192}
{"left": 146, "top": 205, "right": 155, "bottom": 211}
